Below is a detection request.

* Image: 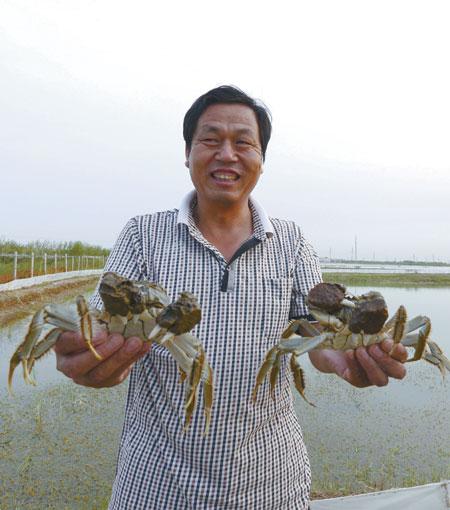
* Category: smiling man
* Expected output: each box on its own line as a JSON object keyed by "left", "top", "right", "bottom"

{"left": 55, "top": 86, "right": 407, "bottom": 509}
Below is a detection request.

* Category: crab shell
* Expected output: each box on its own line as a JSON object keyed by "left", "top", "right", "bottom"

{"left": 307, "top": 282, "right": 389, "bottom": 335}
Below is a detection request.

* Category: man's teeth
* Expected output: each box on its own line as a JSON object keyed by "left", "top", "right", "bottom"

{"left": 213, "top": 173, "right": 237, "bottom": 181}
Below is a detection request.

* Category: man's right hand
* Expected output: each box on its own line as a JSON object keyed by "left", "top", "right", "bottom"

{"left": 54, "top": 330, "right": 152, "bottom": 388}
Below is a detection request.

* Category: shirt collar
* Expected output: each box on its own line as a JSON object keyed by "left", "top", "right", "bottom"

{"left": 177, "top": 190, "right": 274, "bottom": 239}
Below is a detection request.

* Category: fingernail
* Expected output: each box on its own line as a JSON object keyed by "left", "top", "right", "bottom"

{"left": 107, "top": 335, "right": 123, "bottom": 351}
{"left": 357, "top": 348, "right": 369, "bottom": 360}
{"left": 126, "top": 337, "right": 142, "bottom": 354}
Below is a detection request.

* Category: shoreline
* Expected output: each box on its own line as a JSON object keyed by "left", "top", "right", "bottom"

{"left": 0, "top": 276, "right": 99, "bottom": 326}
{"left": 322, "top": 272, "right": 450, "bottom": 286}
{"left": 1, "top": 272, "right": 449, "bottom": 327}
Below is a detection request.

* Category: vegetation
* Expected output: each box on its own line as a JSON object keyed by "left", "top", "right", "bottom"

{"left": 0, "top": 239, "right": 110, "bottom": 256}
{"left": 323, "top": 272, "right": 450, "bottom": 287}
{"left": 0, "top": 240, "right": 110, "bottom": 283}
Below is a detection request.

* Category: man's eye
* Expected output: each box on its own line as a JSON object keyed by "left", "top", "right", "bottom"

{"left": 237, "top": 140, "right": 251, "bottom": 145}
{"left": 202, "top": 138, "right": 218, "bottom": 143}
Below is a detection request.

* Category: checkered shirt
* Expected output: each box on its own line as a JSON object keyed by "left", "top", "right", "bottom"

{"left": 92, "top": 191, "right": 322, "bottom": 509}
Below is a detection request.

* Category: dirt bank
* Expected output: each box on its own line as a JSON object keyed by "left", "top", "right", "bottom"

{"left": 0, "top": 276, "right": 100, "bottom": 326}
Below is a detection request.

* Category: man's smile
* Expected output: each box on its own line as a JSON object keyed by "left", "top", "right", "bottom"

{"left": 210, "top": 170, "right": 240, "bottom": 182}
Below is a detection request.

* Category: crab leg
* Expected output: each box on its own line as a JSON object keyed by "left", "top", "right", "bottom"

{"left": 290, "top": 354, "right": 316, "bottom": 407}
{"left": 400, "top": 319, "right": 431, "bottom": 363}
{"left": 253, "top": 333, "right": 327, "bottom": 401}
{"left": 201, "top": 363, "right": 214, "bottom": 437}
{"left": 161, "top": 334, "right": 213, "bottom": 436}
{"left": 8, "top": 307, "right": 45, "bottom": 395}
{"left": 41, "top": 297, "right": 102, "bottom": 360}
{"left": 420, "top": 340, "right": 450, "bottom": 378}
{"left": 181, "top": 349, "right": 205, "bottom": 434}
{"left": 385, "top": 305, "right": 408, "bottom": 357}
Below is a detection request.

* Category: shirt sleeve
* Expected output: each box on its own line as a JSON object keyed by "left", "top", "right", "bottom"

{"left": 289, "top": 226, "right": 323, "bottom": 320}
{"left": 90, "top": 217, "right": 148, "bottom": 309}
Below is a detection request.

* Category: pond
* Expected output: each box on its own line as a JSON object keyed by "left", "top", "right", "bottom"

{"left": 0, "top": 286, "right": 449, "bottom": 503}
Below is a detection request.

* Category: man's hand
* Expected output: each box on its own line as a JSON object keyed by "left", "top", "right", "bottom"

{"left": 54, "top": 330, "right": 152, "bottom": 388}
{"left": 309, "top": 339, "right": 408, "bottom": 388}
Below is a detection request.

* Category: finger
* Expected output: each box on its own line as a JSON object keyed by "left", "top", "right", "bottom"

{"left": 54, "top": 329, "right": 108, "bottom": 355}
{"left": 341, "top": 349, "right": 370, "bottom": 388}
{"left": 85, "top": 341, "right": 152, "bottom": 388}
{"left": 368, "top": 343, "right": 407, "bottom": 380}
{"left": 355, "top": 347, "right": 389, "bottom": 386}
{"left": 380, "top": 339, "right": 408, "bottom": 362}
{"left": 78, "top": 337, "right": 151, "bottom": 387}
{"left": 56, "top": 333, "right": 125, "bottom": 380}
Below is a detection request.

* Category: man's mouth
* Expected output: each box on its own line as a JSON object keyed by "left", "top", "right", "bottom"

{"left": 211, "top": 171, "right": 239, "bottom": 182}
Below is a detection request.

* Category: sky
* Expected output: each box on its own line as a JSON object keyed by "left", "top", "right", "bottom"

{"left": 1, "top": 0, "right": 449, "bottom": 262}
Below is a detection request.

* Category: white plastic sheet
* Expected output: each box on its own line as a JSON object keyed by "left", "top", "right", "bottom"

{"left": 0, "top": 270, "right": 102, "bottom": 292}
{"left": 311, "top": 481, "right": 450, "bottom": 509}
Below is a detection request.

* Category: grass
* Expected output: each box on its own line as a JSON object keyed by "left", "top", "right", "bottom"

{"left": 323, "top": 272, "right": 450, "bottom": 286}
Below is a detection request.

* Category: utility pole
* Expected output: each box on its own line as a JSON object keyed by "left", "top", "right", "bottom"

{"left": 355, "top": 236, "right": 358, "bottom": 261}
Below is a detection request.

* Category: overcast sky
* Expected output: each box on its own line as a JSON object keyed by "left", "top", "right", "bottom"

{"left": 1, "top": 0, "right": 449, "bottom": 262}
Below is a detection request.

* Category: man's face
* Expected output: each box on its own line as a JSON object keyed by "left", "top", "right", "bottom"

{"left": 185, "top": 103, "right": 263, "bottom": 208}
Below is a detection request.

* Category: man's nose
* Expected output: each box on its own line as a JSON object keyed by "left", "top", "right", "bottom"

{"left": 216, "top": 140, "right": 238, "bottom": 161}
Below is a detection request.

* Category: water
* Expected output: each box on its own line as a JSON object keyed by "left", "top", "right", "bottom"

{"left": 1, "top": 286, "right": 449, "bottom": 496}
{"left": 346, "top": 286, "right": 450, "bottom": 352}
{"left": 2, "top": 286, "right": 449, "bottom": 391}
{"left": 322, "top": 262, "right": 450, "bottom": 274}
{"left": 1, "top": 293, "right": 93, "bottom": 395}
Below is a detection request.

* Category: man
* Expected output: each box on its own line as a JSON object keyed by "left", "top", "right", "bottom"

{"left": 55, "top": 86, "right": 407, "bottom": 509}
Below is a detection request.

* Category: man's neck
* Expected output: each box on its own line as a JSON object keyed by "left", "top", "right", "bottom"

{"left": 193, "top": 199, "right": 254, "bottom": 261}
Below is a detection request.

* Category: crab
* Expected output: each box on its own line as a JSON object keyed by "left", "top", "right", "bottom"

{"left": 253, "top": 282, "right": 450, "bottom": 406}
{"left": 8, "top": 272, "right": 213, "bottom": 437}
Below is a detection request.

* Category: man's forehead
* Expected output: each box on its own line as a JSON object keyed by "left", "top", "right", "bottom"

{"left": 195, "top": 103, "right": 259, "bottom": 133}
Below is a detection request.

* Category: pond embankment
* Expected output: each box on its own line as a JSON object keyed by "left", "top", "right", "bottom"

{"left": 0, "top": 276, "right": 100, "bottom": 326}
{"left": 323, "top": 272, "right": 450, "bottom": 287}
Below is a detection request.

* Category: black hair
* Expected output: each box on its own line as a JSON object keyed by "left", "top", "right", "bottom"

{"left": 183, "top": 85, "right": 272, "bottom": 161}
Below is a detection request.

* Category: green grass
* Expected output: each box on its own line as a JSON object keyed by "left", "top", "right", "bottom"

{"left": 323, "top": 272, "right": 450, "bottom": 287}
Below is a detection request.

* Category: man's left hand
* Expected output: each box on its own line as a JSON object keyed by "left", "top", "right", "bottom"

{"left": 309, "top": 340, "right": 408, "bottom": 388}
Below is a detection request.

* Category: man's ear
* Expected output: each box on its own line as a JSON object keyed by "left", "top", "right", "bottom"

{"left": 185, "top": 145, "right": 190, "bottom": 169}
